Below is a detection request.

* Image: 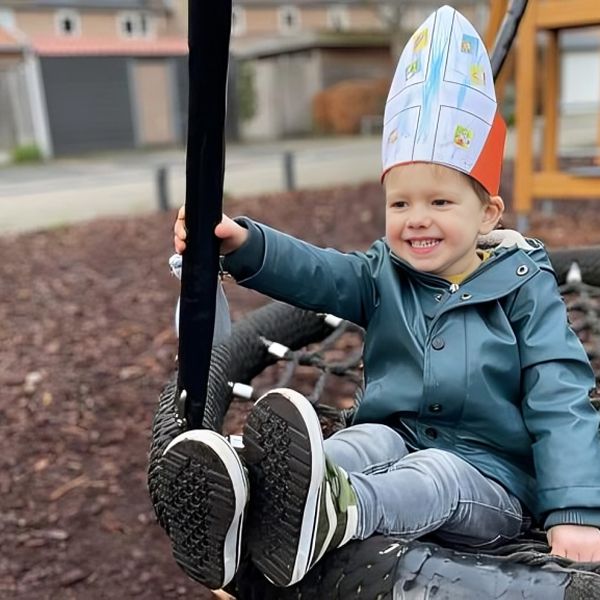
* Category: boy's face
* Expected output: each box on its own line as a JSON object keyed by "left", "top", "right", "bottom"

{"left": 384, "top": 163, "right": 503, "bottom": 278}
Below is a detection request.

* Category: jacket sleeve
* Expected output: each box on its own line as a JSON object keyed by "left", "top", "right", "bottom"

{"left": 222, "top": 217, "right": 381, "bottom": 327}
{"left": 509, "top": 266, "right": 600, "bottom": 529}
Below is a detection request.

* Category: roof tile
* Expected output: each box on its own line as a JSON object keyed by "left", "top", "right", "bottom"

{"left": 31, "top": 35, "right": 187, "bottom": 56}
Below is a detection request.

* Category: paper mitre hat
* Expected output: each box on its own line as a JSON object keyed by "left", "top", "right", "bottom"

{"left": 382, "top": 5, "right": 506, "bottom": 195}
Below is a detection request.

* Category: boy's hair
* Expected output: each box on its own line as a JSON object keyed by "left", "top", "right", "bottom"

{"left": 433, "top": 163, "right": 492, "bottom": 205}
{"left": 464, "top": 173, "right": 492, "bottom": 205}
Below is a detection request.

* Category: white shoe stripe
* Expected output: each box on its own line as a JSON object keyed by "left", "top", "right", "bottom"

{"left": 313, "top": 481, "right": 337, "bottom": 565}
{"left": 339, "top": 504, "right": 358, "bottom": 548}
{"left": 336, "top": 466, "right": 358, "bottom": 548}
{"left": 256, "top": 388, "right": 325, "bottom": 585}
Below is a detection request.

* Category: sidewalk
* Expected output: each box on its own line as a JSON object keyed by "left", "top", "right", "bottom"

{"left": 0, "top": 113, "right": 597, "bottom": 236}
{"left": 0, "top": 136, "right": 382, "bottom": 236}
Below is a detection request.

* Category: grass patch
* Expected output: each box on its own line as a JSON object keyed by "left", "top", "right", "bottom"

{"left": 11, "top": 144, "right": 43, "bottom": 163}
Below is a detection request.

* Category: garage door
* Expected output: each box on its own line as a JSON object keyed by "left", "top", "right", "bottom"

{"left": 40, "top": 56, "right": 135, "bottom": 155}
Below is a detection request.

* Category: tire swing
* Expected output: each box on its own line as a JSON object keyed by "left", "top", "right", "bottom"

{"left": 147, "top": 0, "right": 600, "bottom": 598}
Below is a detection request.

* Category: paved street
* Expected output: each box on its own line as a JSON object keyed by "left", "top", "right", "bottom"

{"left": 0, "top": 114, "right": 597, "bottom": 235}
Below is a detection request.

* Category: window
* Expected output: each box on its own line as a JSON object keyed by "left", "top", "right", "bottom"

{"left": 231, "top": 6, "right": 246, "bottom": 37}
{"left": 278, "top": 6, "right": 301, "bottom": 34}
{"left": 327, "top": 6, "right": 349, "bottom": 31}
{"left": 118, "top": 12, "right": 154, "bottom": 38}
{"left": 55, "top": 9, "right": 81, "bottom": 36}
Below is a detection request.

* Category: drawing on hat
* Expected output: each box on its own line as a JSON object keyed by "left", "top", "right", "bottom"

{"left": 413, "top": 28, "right": 429, "bottom": 52}
{"left": 460, "top": 34, "right": 478, "bottom": 54}
{"left": 453, "top": 125, "right": 473, "bottom": 150}
{"left": 405, "top": 59, "right": 421, "bottom": 80}
{"left": 382, "top": 5, "right": 506, "bottom": 195}
{"left": 470, "top": 65, "right": 486, "bottom": 86}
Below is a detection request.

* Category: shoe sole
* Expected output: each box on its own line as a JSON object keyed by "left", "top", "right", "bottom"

{"left": 161, "top": 430, "right": 247, "bottom": 589}
{"left": 243, "top": 388, "right": 324, "bottom": 587}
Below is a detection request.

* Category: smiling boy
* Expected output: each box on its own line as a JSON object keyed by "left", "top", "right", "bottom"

{"left": 382, "top": 163, "right": 503, "bottom": 277}
{"left": 163, "top": 5, "right": 600, "bottom": 591}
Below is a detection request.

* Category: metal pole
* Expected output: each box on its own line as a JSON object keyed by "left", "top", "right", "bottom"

{"left": 156, "top": 165, "right": 169, "bottom": 212}
{"left": 284, "top": 150, "right": 296, "bottom": 191}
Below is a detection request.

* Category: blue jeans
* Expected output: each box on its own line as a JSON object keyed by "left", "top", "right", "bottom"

{"left": 324, "top": 423, "right": 524, "bottom": 550}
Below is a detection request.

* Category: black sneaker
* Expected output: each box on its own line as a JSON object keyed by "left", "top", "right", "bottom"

{"left": 160, "top": 430, "right": 248, "bottom": 590}
{"left": 243, "top": 388, "right": 358, "bottom": 587}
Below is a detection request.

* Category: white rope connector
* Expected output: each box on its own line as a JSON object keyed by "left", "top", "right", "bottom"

{"left": 231, "top": 382, "right": 253, "bottom": 400}
{"left": 228, "top": 435, "right": 244, "bottom": 449}
{"left": 324, "top": 314, "right": 343, "bottom": 328}
{"left": 566, "top": 261, "right": 582, "bottom": 284}
{"left": 260, "top": 336, "right": 290, "bottom": 359}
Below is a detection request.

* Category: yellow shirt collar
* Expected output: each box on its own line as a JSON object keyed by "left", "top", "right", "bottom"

{"left": 445, "top": 251, "right": 491, "bottom": 285}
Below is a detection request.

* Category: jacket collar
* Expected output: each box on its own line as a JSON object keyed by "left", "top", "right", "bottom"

{"left": 388, "top": 242, "right": 545, "bottom": 304}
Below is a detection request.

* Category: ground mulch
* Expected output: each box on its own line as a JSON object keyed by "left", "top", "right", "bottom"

{"left": 2, "top": 180, "right": 600, "bottom": 600}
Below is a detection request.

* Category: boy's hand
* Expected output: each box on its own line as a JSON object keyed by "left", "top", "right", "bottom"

{"left": 547, "top": 524, "right": 600, "bottom": 562}
{"left": 173, "top": 206, "right": 248, "bottom": 255}
{"left": 174, "top": 205, "right": 187, "bottom": 254}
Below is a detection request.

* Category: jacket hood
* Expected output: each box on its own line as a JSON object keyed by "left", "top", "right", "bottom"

{"left": 476, "top": 229, "right": 553, "bottom": 271}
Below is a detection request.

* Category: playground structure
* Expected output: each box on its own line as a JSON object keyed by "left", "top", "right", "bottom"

{"left": 501, "top": 0, "right": 600, "bottom": 229}
{"left": 146, "top": 2, "right": 600, "bottom": 598}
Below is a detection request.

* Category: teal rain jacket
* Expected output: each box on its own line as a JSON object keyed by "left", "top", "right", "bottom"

{"left": 223, "top": 219, "right": 600, "bottom": 529}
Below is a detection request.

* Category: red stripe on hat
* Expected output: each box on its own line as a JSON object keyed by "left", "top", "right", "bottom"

{"left": 469, "top": 111, "right": 506, "bottom": 196}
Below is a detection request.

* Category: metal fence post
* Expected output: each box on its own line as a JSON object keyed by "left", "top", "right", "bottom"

{"left": 156, "top": 165, "right": 169, "bottom": 212}
{"left": 283, "top": 150, "right": 295, "bottom": 191}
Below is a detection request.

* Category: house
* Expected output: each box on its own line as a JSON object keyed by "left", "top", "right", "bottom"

{"left": 224, "top": 0, "right": 490, "bottom": 140}
{"left": 225, "top": 0, "right": 488, "bottom": 41}
{"left": 0, "top": 0, "right": 188, "bottom": 157}
{"left": 0, "top": 0, "right": 494, "bottom": 154}
{"left": 230, "top": 30, "right": 393, "bottom": 140}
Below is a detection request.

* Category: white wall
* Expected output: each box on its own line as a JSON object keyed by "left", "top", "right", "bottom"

{"left": 560, "top": 51, "right": 600, "bottom": 115}
{"left": 240, "top": 50, "right": 321, "bottom": 141}
{"left": 240, "top": 58, "right": 279, "bottom": 140}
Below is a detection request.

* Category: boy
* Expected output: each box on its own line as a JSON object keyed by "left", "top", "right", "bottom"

{"left": 164, "top": 5, "right": 600, "bottom": 591}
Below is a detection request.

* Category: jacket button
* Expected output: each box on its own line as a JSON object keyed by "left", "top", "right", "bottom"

{"left": 428, "top": 403, "right": 442, "bottom": 413}
{"left": 425, "top": 427, "right": 438, "bottom": 439}
{"left": 432, "top": 337, "right": 445, "bottom": 350}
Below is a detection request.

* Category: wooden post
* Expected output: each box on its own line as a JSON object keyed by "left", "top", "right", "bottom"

{"left": 541, "top": 29, "right": 559, "bottom": 172}
{"left": 513, "top": 0, "right": 537, "bottom": 221}
{"left": 597, "top": 47, "right": 600, "bottom": 166}
{"left": 485, "top": 0, "right": 509, "bottom": 50}
{"left": 486, "top": 0, "right": 513, "bottom": 104}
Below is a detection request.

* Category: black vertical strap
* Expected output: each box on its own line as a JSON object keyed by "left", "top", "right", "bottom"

{"left": 490, "top": 0, "right": 529, "bottom": 78}
{"left": 178, "top": 0, "right": 232, "bottom": 429}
